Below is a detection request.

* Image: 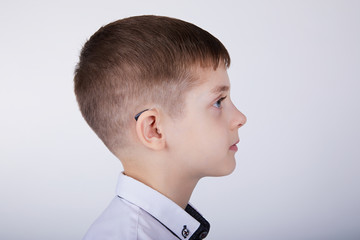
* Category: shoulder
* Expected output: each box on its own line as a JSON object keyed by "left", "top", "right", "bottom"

{"left": 82, "top": 196, "right": 140, "bottom": 240}
{"left": 82, "top": 196, "right": 178, "bottom": 240}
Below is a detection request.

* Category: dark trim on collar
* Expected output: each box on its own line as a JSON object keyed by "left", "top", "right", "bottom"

{"left": 185, "top": 204, "right": 210, "bottom": 240}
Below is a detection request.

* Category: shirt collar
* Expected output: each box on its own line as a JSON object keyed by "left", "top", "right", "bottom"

{"left": 115, "top": 173, "right": 210, "bottom": 240}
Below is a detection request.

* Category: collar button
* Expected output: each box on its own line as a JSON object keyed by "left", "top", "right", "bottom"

{"left": 199, "top": 231, "right": 208, "bottom": 239}
{"left": 182, "top": 225, "right": 190, "bottom": 238}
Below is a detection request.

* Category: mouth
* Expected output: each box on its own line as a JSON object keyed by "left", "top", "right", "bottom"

{"left": 229, "top": 140, "right": 239, "bottom": 151}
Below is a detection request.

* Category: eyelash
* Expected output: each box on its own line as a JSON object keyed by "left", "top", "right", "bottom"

{"left": 213, "top": 96, "right": 227, "bottom": 109}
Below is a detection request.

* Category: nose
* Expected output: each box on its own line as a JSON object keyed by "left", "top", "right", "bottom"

{"left": 230, "top": 106, "right": 247, "bottom": 130}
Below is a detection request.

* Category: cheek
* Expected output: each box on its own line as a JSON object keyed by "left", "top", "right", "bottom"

{"left": 168, "top": 113, "right": 228, "bottom": 150}
{"left": 170, "top": 119, "right": 235, "bottom": 177}
{"left": 188, "top": 122, "right": 229, "bottom": 159}
{"left": 191, "top": 114, "right": 227, "bottom": 142}
{"left": 188, "top": 120, "right": 218, "bottom": 144}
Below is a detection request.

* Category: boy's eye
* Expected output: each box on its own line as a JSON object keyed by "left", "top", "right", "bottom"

{"left": 213, "top": 96, "right": 227, "bottom": 109}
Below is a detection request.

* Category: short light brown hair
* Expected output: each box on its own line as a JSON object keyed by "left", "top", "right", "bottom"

{"left": 74, "top": 15, "right": 230, "bottom": 154}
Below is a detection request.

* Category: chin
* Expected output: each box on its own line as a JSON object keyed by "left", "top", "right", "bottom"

{"left": 222, "top": 162, "right": 237, "bottom": 176}
{"left": 208, "top": 159, "right": 236, "bottom": 177}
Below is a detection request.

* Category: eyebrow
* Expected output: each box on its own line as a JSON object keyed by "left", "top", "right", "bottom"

{"left": 211, "top": 85, "right": 230, "bottom": 95}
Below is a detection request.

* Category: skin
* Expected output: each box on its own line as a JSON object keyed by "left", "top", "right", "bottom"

{"left": 121, "top": 65, "right": 247, "bottom": 209}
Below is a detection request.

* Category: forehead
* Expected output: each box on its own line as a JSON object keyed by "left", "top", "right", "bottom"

{"left": 188, "top": 66, "right": 230, "bottom": 98}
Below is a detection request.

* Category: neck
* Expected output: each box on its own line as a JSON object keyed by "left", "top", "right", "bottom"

{"left": 124, "top": 163, "right": 200, "bottom": 209}
{"left": 156, "top": 170, "right": 200, "bottom": 209}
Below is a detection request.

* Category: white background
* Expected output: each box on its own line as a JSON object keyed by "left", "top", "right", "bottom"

{"left": 1, "top": 0, "right": 359, "bottom": 239}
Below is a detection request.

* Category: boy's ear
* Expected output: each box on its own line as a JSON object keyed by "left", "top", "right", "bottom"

{"left": 135, "top": 109, "right": 165, "bottom": 150}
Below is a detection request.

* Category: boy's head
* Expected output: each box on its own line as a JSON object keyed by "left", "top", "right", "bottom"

{"left": 74, "top": 15, "right": 246, "bottom": 176}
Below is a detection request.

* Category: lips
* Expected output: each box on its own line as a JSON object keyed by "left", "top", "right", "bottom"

{"left": 229, "top": 140, "right": 239, "bottom": 151}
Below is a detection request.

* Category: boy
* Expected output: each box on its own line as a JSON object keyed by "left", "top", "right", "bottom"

{"left": 74, "top": 15, "right": 246, "bottom": 240}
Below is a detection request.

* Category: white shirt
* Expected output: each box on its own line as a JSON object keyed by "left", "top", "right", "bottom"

{"left": 82, "top": 173, "right": 210, "bottom": 240}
